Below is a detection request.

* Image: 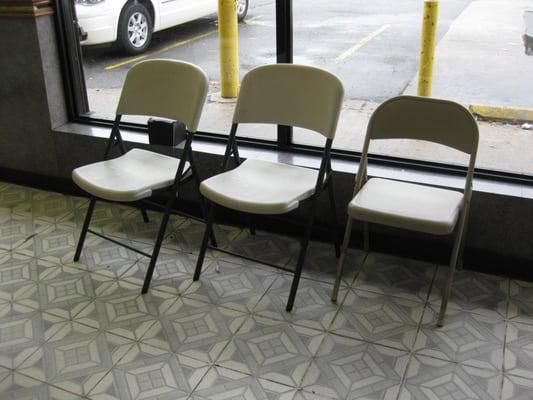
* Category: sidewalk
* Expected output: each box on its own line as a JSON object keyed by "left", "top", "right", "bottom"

{"left": 88, "top": 88, "right": 533, "bottom": 175}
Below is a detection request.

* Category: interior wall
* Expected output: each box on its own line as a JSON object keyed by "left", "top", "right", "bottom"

{"left": 1, "top": 13, "right": 533, "bottom": 280}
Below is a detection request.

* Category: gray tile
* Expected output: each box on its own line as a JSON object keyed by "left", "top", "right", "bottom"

{"left": 218, "top": 316, "right": 324, "bottom": 387}
{"left": 184, "top": 260, "right": 277, "bottom": 313}
{"left": 400, "top": 355, "right": 501, "bottom": 400}
{"left": 223, "top": 230, "right": 300, "bottom": 268}
{"left": 302, "top": 334, "right": 408, "bottom": 400}
{"left": 331, "top": 289, "right": 425, "bottom": 351}
{"left": 0, "top": 369, "right": 85, "bottom": 399}
{"left": 122, "top": 245, "right": 201, "bottom": 295}
{"left": 17, "top": 321, "right": 134, "bottom": 396}
{"left": 502, "top": 375, "right": 533, "bottom": 400}
{"left": 73, "top": 279, "right": 175, "bottom": 340}
{"left": 353, "top": 252, "right": 437, "bottom": 303}
{"left": 0, "top": 310, "right": 63, "bottom": 369}
{"left": 141, "top": 297, "right": 247, "bottom": 363}
{"left": 508, "top": 280, "right": 533, "bottom": 325}
{"left": 194, "top": 366, "right": 298, "bottom": 399}
{"left": 56, "top": 234, "right": 140, "bottom": 279}
{"left": 430, "top": 268, "right": 509, "bottom": 319}
{"left": 504, "top": 321, "right": 533, "bottom": 379}
{"left": 285, "top": 241, "right": 366, "bottom": 285}
{"left": 0, "top": 183, "right": 34, "bottom": 217}
{"left": 163, "top": 218, "right": 241, "bottom": 256}
{"left": 89, "top": 343, "right": 209, "bottom": 400}
{"left": 254, "top": 275, "right": 346, "bottom": 331}
{"left": 415, "top": 306, "right": 506, "bottom": 371}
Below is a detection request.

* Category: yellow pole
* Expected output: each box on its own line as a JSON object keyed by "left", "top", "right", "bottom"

{"left": 417, "top": 0, "right": 439, "bottom": 96}
{"left": 218, "top": 0, "right": 239, "bottom": 98}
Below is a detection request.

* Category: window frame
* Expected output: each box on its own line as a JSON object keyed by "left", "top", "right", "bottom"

{"left": 55, "top": 0, "right": 533, "bottom": 186}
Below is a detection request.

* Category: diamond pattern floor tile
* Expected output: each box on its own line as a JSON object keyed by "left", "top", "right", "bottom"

{"left": 17, "top": 321, "right": 134, "bottom": 397}
{"left": 400, "top": 355, "right": 502, "bottom": 400}
{"left": 254, "top": 275, "right": 346, "bottom": 331}
{"left": 0, "top": 369, "right": 85, "bottom": 399}
{"left": 1, "top": 182, "right": 533, "bottom": 400}
{"left": 141, "top": 297, "right": 247, "bottom": 363}
{"left": 504, "top": 321, "right": 533, "bottom": 379}
{"left": 89, "top": 343, "right": 209, "bottom": 400}
{"left": 353, "top": 252, "right": 437, "bottom": 303}
{"left": 302, "top": 334, "right": 408, "bottom": 400}
{"left": 415, "top": 306, "right": 506, "bottom": 371}
{"left": 217, "top": 316, "right": 324, "bottom": 387}
{"left": 184, "top": 259, "right": 277, "bottom": 313}
{"left": 194, "top": 366, "right": 298, "bottom": 400}
{"left": 430, "top": 268, "right": 509, "bottom": 319}
{"left": 331, "top": 288, "right": 426, "bottom": 351}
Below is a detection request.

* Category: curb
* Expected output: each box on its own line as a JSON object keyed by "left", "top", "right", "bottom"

{"left": 469, "top": 104, "right": 533, "bottom": 123}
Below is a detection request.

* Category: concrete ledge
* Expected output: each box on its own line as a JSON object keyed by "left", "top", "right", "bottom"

{"left": 469, "top": 104, "right": 533, "bottom": 123}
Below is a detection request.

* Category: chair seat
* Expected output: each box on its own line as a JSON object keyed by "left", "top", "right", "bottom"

{"left": 348, "top": 178, "right": 464, "bottom": 235}
{"left": 72, "top": 148, "right": 188, "bottom": 202}
{"left": 200, "top": 159, "right": 319, "bottom": 214}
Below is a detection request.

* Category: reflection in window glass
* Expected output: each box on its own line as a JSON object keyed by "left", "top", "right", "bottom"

{"left": 78, "top": 0, "right": 276, "bottom": 140}
{"left": 293, "top": 0, "right": 533, "bottom": 174}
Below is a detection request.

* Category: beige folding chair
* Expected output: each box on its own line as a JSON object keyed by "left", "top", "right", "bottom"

{"left": 331, "top": 95, "right": 479, "bottom": 327}
{"left": 73, "top": 59, "right": 213, "bottom": 294}
{"left": 193, "top": 64, "right": 344, "bottom": 312}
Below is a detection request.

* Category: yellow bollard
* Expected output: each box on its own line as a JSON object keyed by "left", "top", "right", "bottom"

{"left": 218, "top": 0, "right": 239, "bottom": 98}
{"left": 417, "top": 0, "right": 439, "bottom": 96}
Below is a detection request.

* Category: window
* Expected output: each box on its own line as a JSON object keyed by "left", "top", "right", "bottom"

{"left": 59, "top": 0, "right": 533, "bottom": 178}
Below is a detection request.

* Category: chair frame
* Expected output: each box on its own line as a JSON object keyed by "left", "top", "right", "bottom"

{"left": 74, "top": 115, "right": 217, "bottom": 294}
{"left": 193, "top": 122, "right": 341, "bottom": 312}
{"left": 331, "top": 96, "right": 478, "bottom": 327}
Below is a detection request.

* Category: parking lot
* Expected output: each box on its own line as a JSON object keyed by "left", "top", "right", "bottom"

{"left": 81, "top": 0, "right": 533, "bottom": 175}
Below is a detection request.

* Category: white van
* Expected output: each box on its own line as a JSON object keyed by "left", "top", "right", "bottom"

{"left": 75, "top": 0, "right": 249, "bottom": 54}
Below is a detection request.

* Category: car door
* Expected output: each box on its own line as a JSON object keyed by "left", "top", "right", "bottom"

{"left": 158, "top": 0, "right": 217, "bottom": 31}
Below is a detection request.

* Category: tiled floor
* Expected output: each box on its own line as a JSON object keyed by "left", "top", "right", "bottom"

{"left": 0, "top": 181, "right": 532, "bottom": 399}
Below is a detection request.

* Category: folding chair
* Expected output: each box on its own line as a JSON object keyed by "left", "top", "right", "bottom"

{"left": 72, "top": 59, "right": 213, "bottom": 294}
{"left": 331, "top": 95, "right": 479, "bottom": 327}
{"left": 193, "top": 64, "right": 344, "bottom": 312}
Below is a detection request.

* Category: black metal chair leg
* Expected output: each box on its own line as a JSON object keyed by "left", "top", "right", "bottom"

{"left": 142, "top": 196, "right": 175, "bottom": 294}
{"left": 194, "top": 203, "right": 216, "bottom": 281}
{"left": 247, "top": 214, "right": 256, "bottom": 235}
{"left": 74, "top": 197, "right": 97, "bottom": 261}
{"left": 199, "top": 196, "right": 218, "bottom": 248}
{"left": 286, "top": 203, "right": 317, "bottom": 312}
{"left": 140, "top": 206, "right": 150, "bottom": 223}
{"left": 327, "top": 180, "right": 341, "bottom": 258}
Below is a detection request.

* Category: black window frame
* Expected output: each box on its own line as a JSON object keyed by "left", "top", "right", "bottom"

{"left": 55, "top": 0, "right": 533, "bottom": 186}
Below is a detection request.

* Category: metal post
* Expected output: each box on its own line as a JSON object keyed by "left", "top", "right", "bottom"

{"left": 218, "top": 0, "right": 240, "bottom": 98}
{"left": 276, "top": 0, "right": 293, "bottom": 148}
{"left": 417, "top": 0, "right": 439, "bottom": 96}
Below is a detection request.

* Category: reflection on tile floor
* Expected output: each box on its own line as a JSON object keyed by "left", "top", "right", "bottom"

{"left": 0, "top": 182, "right": 531, "bottom": 399}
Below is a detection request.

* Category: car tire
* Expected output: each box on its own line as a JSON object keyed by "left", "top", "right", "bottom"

{"left": 237, "top": 0, "right": 249, "bottom": 22}
{"left": 117, "top": 2, "right": 153, "bottom": 55}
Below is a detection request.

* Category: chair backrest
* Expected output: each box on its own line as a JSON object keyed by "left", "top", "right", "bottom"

{"left": 116, "top": 59, "right": 208, "bottom": 133}
{"left": 232, "top": 64, "right": 344, "bottom": 139}
{"left": 366, "top": 96, "right": 478, "bottom": 154}
{"left": 356, "top": 95, "right": 479, "bottom": 194}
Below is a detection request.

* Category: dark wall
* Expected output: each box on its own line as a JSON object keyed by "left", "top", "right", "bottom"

{"left": 1, "top": 14, "right": 533, "bottom": 280}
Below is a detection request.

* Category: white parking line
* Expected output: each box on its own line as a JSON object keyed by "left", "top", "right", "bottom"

{"left": 333, "top": 24, "right": 391, "bottom": 63}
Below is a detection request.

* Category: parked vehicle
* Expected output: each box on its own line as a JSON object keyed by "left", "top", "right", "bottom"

{"left": 524, "top": 9, "right": 533, "bottom": 55}
{"left": 75, "top": 0, "right": 249, "bottom": 54}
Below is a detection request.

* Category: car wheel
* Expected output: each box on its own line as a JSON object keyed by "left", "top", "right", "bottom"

{"left": 118, "top": 2, "right": 153, "bottom": 54}
{"left": 237, "top": 0, "right": 249, "bottom": 21}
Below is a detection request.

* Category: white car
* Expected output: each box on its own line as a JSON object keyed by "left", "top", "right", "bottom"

{"left": 75, "top": 0, "right": 249, "bottom": 54}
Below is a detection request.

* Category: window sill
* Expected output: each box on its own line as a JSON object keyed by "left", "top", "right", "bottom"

{"left": 56, "top": 122, "right": 532, "bottom": 199}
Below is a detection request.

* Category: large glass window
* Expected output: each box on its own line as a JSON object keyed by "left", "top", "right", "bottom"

{"left": 292, "top": 0, "right": 533, "bottom": 175}
{"left": 77, "top": 0, "right": 275, "bottom": 139}
{"left": 63, "top": 0, "right": 533, "bottom": 177}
